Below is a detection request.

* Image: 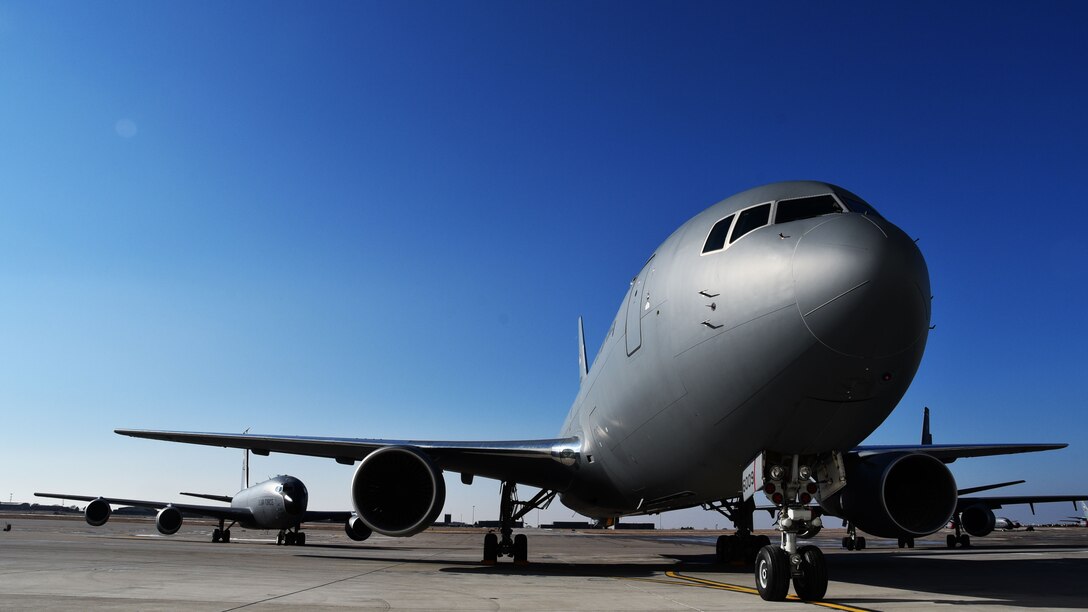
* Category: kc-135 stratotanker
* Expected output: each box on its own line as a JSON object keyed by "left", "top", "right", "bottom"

{"left": 117, "top": 181, "right": 1085, "bottom": 601}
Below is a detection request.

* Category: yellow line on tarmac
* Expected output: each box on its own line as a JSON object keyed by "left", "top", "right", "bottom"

{"left": 664, "top": 571, "right": 875, "bottom": 612}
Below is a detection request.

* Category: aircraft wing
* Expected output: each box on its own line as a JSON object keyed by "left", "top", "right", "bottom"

{"left": 115, "top": 429, "right": 582, "bottom": 491}
{"left": 852, "top": 443, "right": 1066, "bottom": 463}
{"left": 956, "top": 494, "right": 1088, "bottom": 512}
{"left": 302, "top": 510, "right": 355, "bottom": 523}
{"left": 34, "top": 492, "right": 255, "bottom": 522}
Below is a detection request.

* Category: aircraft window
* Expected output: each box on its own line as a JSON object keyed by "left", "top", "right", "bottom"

{"left": 774, "top": 194, "right": 843, "bottom": 224}
{"left": 839, "top": 194, "right": 884, "bottom": 219}
{"left": 701, "top": 214, "right": 735, "bottom": 254}
{"left": 729, "top": 203, "right": 771, "bottom": 244}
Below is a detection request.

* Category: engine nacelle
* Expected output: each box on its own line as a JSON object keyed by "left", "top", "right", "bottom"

{"left": 84, "top": 498, "right": 111, "bottom": 527}
{"left": 155, "top": 506, "right": 183, "bottom": 535}
{"left": 961, "top": 504, "right": 996, "bottom": 537}
{"left": 821, "top": 452, "right": 957, "bottom": 538}
{"left": 351, "top": 446, "right": 445, "bottom": 537}
{"left": 344, "top": 516, "right": 373, "bottom": 542}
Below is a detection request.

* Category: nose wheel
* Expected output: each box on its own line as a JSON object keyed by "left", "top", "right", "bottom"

{"left": 277, "top": 525, "right": 306, "bottom": 546}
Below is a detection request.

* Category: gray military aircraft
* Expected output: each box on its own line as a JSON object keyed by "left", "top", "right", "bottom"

{"left": 115, "top": 181, "right": 1081, "bottom": 601}
{"left": 36, "top": 475, "right": 371, "bottom": 545}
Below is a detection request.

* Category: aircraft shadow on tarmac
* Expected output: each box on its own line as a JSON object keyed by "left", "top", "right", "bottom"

{"left": 300, "top": 545, "right": 1088, "bottom": 609}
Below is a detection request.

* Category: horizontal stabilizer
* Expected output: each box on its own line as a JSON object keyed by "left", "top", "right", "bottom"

{"left": 957, "top": 480, "right": 1025, "bottom": 496}
{"left": 179, "top": 492, "right": 233, "bottom": 504}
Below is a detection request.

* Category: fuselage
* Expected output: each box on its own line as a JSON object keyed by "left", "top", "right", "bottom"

{"left": 558, "top": 181, "right": 930, "bottom": 518}
{"left": 232, "top": 475, "right": 308, "bottom": 529}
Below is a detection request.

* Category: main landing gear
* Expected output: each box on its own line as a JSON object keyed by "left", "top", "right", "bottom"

{"left": 749, "top": 452, "right": 838, "bottom": 602}
{"left": 946, "top": 515, "right": 971, "bottom": 548}
{"left": 841, "top": 522, "right": 866, "bottom": 550}
{"left": 481, "top": 481, "right": 555, "bottom": 565}
{"left": 703, "top": 497, "right": 771, "bottom": 565}
{"left": 211, "top": 518, "right": 236, "bottom": 543}
{"left": 277, "top": 524, "right": 307, "bottom": 546}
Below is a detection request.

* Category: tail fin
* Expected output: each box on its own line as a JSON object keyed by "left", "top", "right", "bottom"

{"left": 921, "top": 406, "right": 933, "bottom": 445}
{"left": 578, "top": 317, "right": 588, "bottom": 383}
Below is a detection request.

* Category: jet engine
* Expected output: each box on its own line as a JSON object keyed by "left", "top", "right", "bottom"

{"left": 351, "top": 446, "right": 445, "bottom": 537}
{"left": 344, "top": 516, "right": 373, "bottom": 542}
{"left": 84, "top": 498, "right": 111, "bottom": 526}
{"left": 821, "top": 452, "right": 957, "bottom": 538}
{"left": 960, "top": 504, "right": 996, "bottom": 537}
{"left": 155, "top": 506, "right": 183, "bottom": 535}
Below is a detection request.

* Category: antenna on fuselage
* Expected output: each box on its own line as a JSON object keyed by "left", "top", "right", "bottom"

{"left": 921, "top": 407, "right": 932, "bottom": 446}
{"left": 241, "top": 427, "right": 250, "bottom": 490}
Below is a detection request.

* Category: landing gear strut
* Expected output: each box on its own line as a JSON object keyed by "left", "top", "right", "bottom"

{"left": 750, "top": 452, "right": 837, "bottom": 602}
{"left": 703, "top": 497, "right": 770, "bottom": 565}
{"left": 277, "top": 524, "right": 307, "bottom": 546}
{"left": 211, "top": 518, "right": 236, "bottom": 543}
{"left": 841, "top": 521, "right": 866, "bottom": 550}
{"left": 481, "top": 481, "right": 555, "bottom": 565}
{"left": 946, "top": 515, "right": 970, "bottom": 548}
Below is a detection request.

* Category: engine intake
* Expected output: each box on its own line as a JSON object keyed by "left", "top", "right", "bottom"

{"left": 351, "top": 446, "right": 445, "bottom": 537}
{"left": 85, "top": 499, "right": 111, "bottom": 526}
{"left": 960, "top": 504, "right": 996, "bottom": 537}
{"left": 822, "top": 452, "right": 957, "bottom": 538}
{"left": 345, "top": 516, "right": 373, "bottom": 542}
{"left": 155, "top": 506, "right": 183, "bottom": 535}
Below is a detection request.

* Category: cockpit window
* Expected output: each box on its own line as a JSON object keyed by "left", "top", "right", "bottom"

{"left": 701, "top": 214, "right": 734, "bottom": 254}
{"left": 839, "top": 194, "right": 884, "bottom": 219}
{"left": 774, "top": 194, "right": 843, "bottom": 224}
{"left": 730, "top": 203, "right": 771, "bottom": 244}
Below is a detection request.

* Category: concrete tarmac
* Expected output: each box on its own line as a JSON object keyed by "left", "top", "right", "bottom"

{"left": 1, "top": 515, "right": 1086, "bottom": 611}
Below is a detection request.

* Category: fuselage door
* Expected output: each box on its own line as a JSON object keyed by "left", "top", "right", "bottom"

{"left": 626, "top": 258, "right": 653, "bottom": 356}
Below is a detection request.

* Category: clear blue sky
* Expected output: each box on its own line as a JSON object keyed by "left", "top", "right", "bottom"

{"left": 2, "top": 1, "right": 1086, "bottom": 529}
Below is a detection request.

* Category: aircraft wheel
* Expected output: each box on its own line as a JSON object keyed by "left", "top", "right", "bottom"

{"left": 513, "top": 533, "right": 528, "bottom": 564}
{"left": 856, "top": 536, "right": 866, "bottom": 550}
{"left": 897, "top": 538, "right": 905, "bottom": 549}
{"left": 747, "top": 534, "right": 771, "bottom": 565}
{"left": 297, "top": 532, "right": 306, "bottom": 546}
{"left": 958, "top": 534, "right": 971, "bottom": 548}
{"left": 716, "top": 535, "right": 735, "bottom": 563}
{"left": 792, "top": 545, "right": 828, "bottom": 601}
{"left": 754, "top": 545, "right": 790, "bottom": 601}
{"left": 842, "top": 536, "right": 853, "bottom": 550}
{"left": 907, "top": 537, "right": 914, "bottom": 548}
{"left": 212, "top": 528, "right": 221, "bottom": 543}
{"left": 482, "top": 533, "right": 498, "bottom": 564}
{"left": 223, "top": 529, "right": 231, "bottom": 543}
{"left": 946, "top": 534, "right": 956, "bottom": 548}
{"left": 285, "top": 532, "right": 297, "bottom": 546}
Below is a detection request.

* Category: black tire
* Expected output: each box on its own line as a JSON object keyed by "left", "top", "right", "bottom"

{"left": 277, "top": 532, "right": 284, "bottom": 546}
{"left": 285, "top": 532, "right": 297, "bottom": 546}
{"left": 907, "top": 538, "right": 914, "bottom": 549}
{"left": 297, "top": 532, "right": 305, "bottom": 546}
{"left": 222, "top": 529, "right": 231, "bottom": 544}
{"left": 482, "top": 533, "right": 498, "bottom": 563}
{"left": 856, "top": 536, "right": 866, "bottom": 550}
{"left": 897, "top": 538, "right": 905, "bottom": 549}
{"left": 842, "top": 536, "right": 853, "bottom": 550}
{"left": 792, "top": 545, "right": 828, "bottom": 601}
{"left": 958, "top": 534, "right": 971, "bottom": 548}
{"left": 513, "top": 533, "right": 528, "bottom": 563}
{"left": 946, "top": 534, "right": 957, "bottom": 548}
{"left": 212, "top": 528, "right": 221, "bottom": 543}
{"left": 754, "top": 545, "right": 790, "bottom": 601}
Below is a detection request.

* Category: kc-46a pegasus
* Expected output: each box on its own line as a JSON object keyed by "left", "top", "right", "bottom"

{"left": 116, "top": 181, "right": 1084, "bottom": 601}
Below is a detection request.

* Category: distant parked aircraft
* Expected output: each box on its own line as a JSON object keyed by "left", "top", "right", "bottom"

{"left": 36, "top": 475, "right": 369, "bottom": 545}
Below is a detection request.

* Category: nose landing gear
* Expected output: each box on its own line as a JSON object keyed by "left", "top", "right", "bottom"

{"left": 276, "top": 524, "right": 306, "bottom": 546}
{"left": 746, "top": 451, "right": 842, "bottom": 602}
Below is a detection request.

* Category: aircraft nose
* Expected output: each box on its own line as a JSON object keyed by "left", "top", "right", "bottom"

{"left": 793, "top": 214, "right": 930, "bottom": 358}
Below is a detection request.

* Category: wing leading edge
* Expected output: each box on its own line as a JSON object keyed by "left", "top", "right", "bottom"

{"left": 115, "top": 429, "right": 582, "bottom": 491}
{"left": 852, "top": 443, "right": 1066, "bottom": 462}
{"left": 33, "top": 492, "right": 254, "bottom": 522}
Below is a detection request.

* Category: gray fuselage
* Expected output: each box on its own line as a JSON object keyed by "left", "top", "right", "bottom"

{"left": 558, "top": 181, "right": 930, "bottom": 518}
{"left": 232, "top": 475, "right": 308, "bottom": 529}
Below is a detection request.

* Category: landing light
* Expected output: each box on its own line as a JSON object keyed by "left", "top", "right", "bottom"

{"left": 769, "top": 465, "right": 785, "bottom": 480}
{"left": 798, "top": 465, "right": 811, "bottom": 480}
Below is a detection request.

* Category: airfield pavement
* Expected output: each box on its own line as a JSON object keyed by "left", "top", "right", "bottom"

{"left": 0, "top": 515, "right": 1086, "bottom": 611}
